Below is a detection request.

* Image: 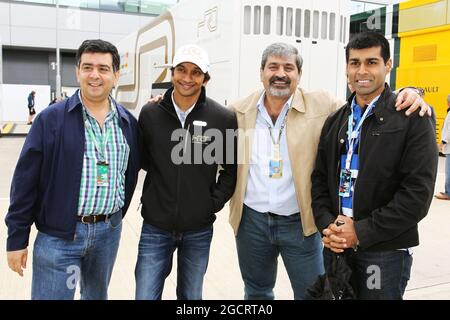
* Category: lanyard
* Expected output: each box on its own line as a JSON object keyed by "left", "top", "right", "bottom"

{"left": 344, "top": 96, "right": 379, "bottom": 170}
{"left": 84, "top": 116, "right": 111, "bottom": 162}
{"left": 79, "top": 92, "right": 113, "bottom": 163}
{"left": 265, "top": 108, "right": 290, "bottom": 146}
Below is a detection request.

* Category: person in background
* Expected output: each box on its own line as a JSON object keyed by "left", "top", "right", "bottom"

{"left": 435, "top": 94, "right": 450, "bottom": 200}
{"left": 27, "top": 91, "right": 36, "bottom": 125}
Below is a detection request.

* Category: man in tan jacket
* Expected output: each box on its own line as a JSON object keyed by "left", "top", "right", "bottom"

{"left": 229, "top": 42, "right": 428, "bottom": 300}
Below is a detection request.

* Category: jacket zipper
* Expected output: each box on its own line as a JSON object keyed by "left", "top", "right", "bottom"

{"left": 160, "top": 101, "right": 191, "bottom": 231}
{"left": 337, "top": 118, "right": 348, "bottom": 216}
{"left": 350, "top": 113, "right": 374, "bottom": 219}
{"left": 174, "top": 123, "right": 190, "bottom": 230}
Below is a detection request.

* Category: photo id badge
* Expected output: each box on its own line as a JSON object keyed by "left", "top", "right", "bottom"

{"left": 338, "top": 168, "right": 352, "bottom": 197}
{"left": 96, "top": 162, "right": 109, "bottom": 187}
{"left": 269, "top": 159, "right": 283, "bottom": 179}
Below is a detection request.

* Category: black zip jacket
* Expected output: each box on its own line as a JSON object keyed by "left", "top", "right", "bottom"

{"left": 138, "top": 87, "right": 237, "bottom": 232}
{"left": 311, "top": 84, "right": 438, "bottom": 251}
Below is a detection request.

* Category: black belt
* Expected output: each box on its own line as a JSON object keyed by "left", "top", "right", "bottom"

{"left": 76, "top": 214, "right": 108, "bottom": 224}
{"left": 267, "top": 212, "right": 299, "bottom": 217}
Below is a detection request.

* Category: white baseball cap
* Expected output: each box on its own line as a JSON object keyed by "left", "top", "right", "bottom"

{"left": 172, "top": 44, "right": 210, "bottom": 73}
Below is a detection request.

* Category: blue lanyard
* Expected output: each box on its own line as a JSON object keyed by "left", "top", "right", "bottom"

{"left": 344, "top": 96, "right": 379, "bottom": 170}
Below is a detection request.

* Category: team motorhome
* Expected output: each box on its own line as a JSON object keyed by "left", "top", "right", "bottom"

{"left": 115, "top": 0, "right": 351, "bottom": 117}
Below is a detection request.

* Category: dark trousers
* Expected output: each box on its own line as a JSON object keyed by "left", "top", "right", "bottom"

{"left": 324, "top": 248, "right": 412, "bottom": 300}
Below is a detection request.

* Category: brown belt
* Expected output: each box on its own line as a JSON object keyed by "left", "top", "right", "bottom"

{"left": 76, "top": 214, "right": 108, "bottom": 224}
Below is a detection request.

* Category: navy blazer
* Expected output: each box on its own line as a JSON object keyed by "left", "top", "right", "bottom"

{"left": 5, "top": 90, "right": 140, "bottom": 251}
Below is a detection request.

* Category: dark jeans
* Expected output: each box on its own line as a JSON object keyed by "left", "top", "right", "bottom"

{"left": 323, "top": 247, "right": 412, "bottom": 300}
{"left": 236, "top": 205, "right": 324, "bottom": 300}
{"left": 135, "top": 223, "right": 213, "bottom": 300}
{"left": 32, "top": 210, "right": 122, "bottom": 300}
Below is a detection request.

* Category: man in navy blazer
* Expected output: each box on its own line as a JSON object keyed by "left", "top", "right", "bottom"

{"left": 5, "top": 39, "right": 140, "bottom": 300}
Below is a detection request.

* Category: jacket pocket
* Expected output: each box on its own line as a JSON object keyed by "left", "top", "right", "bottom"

{"left": 371, "top": 127, "right": 404, "bottom": 135}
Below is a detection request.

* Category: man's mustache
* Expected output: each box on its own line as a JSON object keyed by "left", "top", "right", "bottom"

{"left": 269, "top": 76, "right": 290, "bottom": 85}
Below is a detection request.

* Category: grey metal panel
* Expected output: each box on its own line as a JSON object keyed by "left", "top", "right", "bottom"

{"left": 100, "top": 11, "right": 140, "bottom": 34}
{"left": 47, "top": 51, "right": 57, "bottom": 90}
{"left": 59, "top": 7, "right": 100, "bottom": 33}
{"left": 61, "top": 53, "right": 77, "bottom": 87}
{"left": 2, "top": 2, "right": 157, "bottom": 50}
{"left": 0, "top": 25, "right": 11, "bottom": 45}
{"left": 11, "top": 26, "right": 56, "bottom": 48}
{"left": 10, "top": 3, "right": 56, "bottom": 29}
{"left": 3, "top": 49, "right": 49, "bottom": 85}
{"left": 0, "top": 2, "right": 10, "bottom": 25}
{"left": 3, "top": 49, "right": 77, "bottom": 87}
{"left": 0, "top": 2, "right": 11, "bottom": 45}
{"left": 100, "top": 32, "right": 128, "bottom": 45}
{"left": 59, "top": 30, "right": 100, "bottom": 50}
{"left": 48, "top": 51, "right": 77, "bottom": 90}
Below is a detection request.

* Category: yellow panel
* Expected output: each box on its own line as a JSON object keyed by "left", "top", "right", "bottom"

{"left": 413, "top": 44, "right": 437, "bottom": 61}
{"left": 400, "top": 0, "right": 442, "bottom": 10}
{"left": 398, "top": 29, "right": 450, "bottom": 67}
{"left": 399, "top": 1, "right": 447, "bottom": 32}
{"left": 398, "top": 24, "right": 450, "bottom": 37}
{"left": 397, "top": 1, "right": 450, "bottom": 142}
{"left": 396, "top": 64, "right": 450, "bottom": 142}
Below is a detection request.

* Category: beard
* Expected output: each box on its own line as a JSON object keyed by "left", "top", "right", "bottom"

{"left": 268, "top": 87, "right": 291, "bottom": 97}
{"left": 267, "top": 76, "right": 292, "bottom": 97}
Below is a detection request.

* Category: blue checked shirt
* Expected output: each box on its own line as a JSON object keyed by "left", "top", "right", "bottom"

{"left": 77, "top": 95, "right": 130, "bottom": 216}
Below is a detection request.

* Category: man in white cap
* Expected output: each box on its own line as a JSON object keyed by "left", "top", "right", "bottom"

{"left": 135, "top": 44, "right": 237, "bottom": 300}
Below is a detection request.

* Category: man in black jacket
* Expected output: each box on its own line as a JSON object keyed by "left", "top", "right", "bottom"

{"left": 311, "top": 32, "right": 438, "bottom": 299}
{"left": 135, "top": 44, "right": 237, "bottom": 300}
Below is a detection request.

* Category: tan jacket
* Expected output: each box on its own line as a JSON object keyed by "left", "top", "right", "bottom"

{"left": 229, "top": 88, "right": 343, "bottom": 236}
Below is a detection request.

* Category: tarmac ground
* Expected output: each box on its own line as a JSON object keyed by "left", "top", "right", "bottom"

{"left": 0, "top": 135, "right": 449, "bottom": 300}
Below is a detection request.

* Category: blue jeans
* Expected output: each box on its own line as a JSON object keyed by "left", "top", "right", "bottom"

{"left": 323, "top": 248, "right": 412, "bottom": 299}
{"left": 445, "top": 154, "right": 450, "bottom": 195}
{"left": 236, "top": 205, "right": 324, "bottom": 300}
{"left": 32, "top": 211, "right": 123, "bottom": 300}
{"left": 135, "top": 223, "right": 213, "bottom": 300}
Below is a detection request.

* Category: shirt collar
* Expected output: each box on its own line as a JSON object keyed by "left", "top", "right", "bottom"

{"left": 351, "top": 94, "right": 381, "bottom": 113}
{"left": 68, "top": 89, "right": 130, "bottom": 125}
{"left": 256, "top": 91, "right": 294, "bottom": 111}
{"left": 256, "top": 91, "right": 293, "bottom": 125}
{"left": 78, "top": 90, "right": 116, "bottom": 120}
{"left": 171, "top": 91, "right": 196, "bottom": 117}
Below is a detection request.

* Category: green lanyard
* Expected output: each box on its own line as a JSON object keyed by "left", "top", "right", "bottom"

{"left": 82, "top": 106, "right": 112, "bottom": 163}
